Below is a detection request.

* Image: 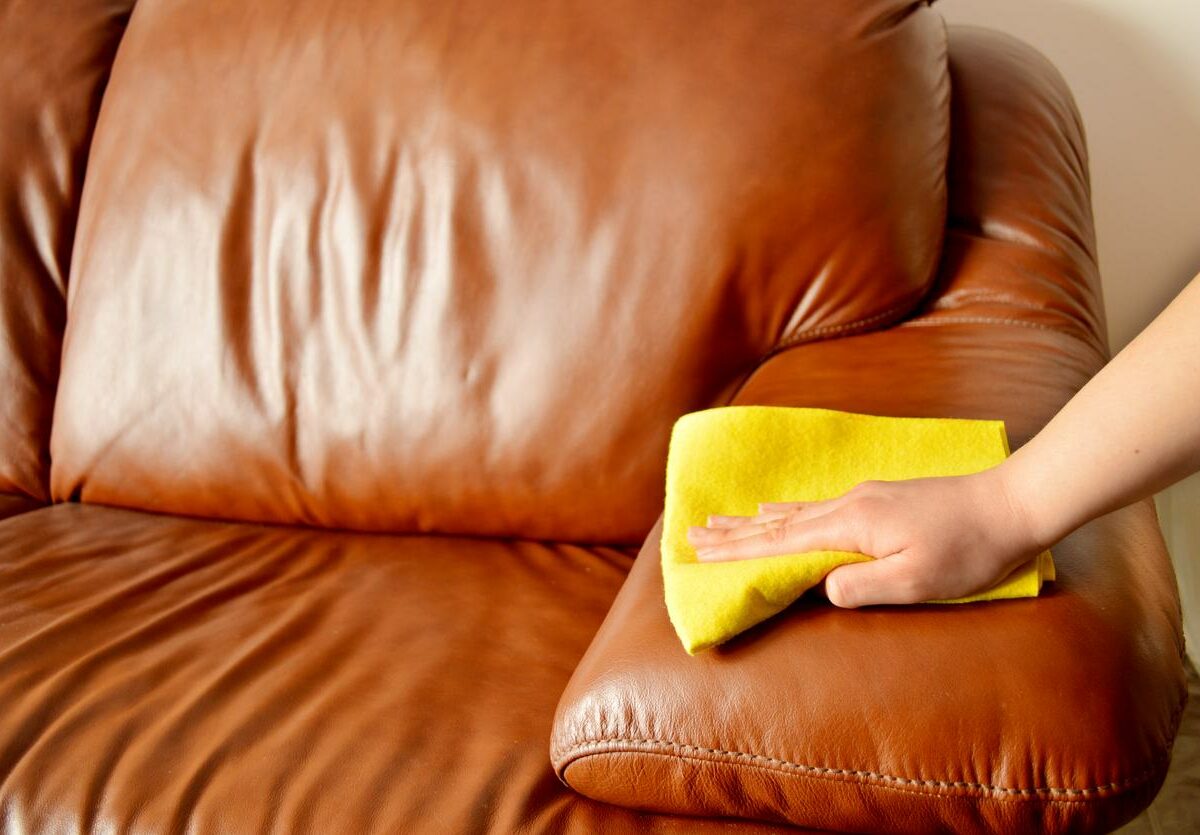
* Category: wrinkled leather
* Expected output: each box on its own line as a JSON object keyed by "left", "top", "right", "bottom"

{"left": 0, "top": 503, "right": 788, "bottom": 834}
{"left": 0, "top": 0, "right": 134, "bottom": 500}
{"left": 550, "top": 26, "right": 1188, "bottom": 834}
{"left": 51, "top": 0, "right": 949, "bottom": 542}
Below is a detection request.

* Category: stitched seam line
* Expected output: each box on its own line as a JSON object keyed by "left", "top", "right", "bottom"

{"left": 902, "top": 316, "right": 1056, "bottom": 333}
{"left": 560, "top": 744, "right": 1163, "bottom": 806}
{"left": 900, "top": 315, "right": 1064, "bottom": 333}
{"left": 896, "top": 315, "right": 1110, "bottom": 369}
{"left": 553, "top": 736, "right": 1175, "bottom": 799}
{"left": 776, "top": 297, "right": 919, "bottom": 351}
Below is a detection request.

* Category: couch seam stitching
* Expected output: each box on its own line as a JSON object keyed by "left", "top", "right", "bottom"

{"left": 559, "top": 745, "right": 1162, "bottom": 805}
{"left": 900, "top": 315, "right": 1064, "bottom": 333}
{"left": 776, "top": 297, "right": 919, "bottom": 350}
{"left": 552, "top": 736, "right": 1175, "bottom": 798}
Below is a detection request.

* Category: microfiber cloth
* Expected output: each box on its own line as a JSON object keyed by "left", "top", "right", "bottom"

{"left": 661, "top": 406, "right": 1054, "bottom": 654}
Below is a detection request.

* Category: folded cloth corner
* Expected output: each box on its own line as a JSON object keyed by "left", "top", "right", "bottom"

{"left": 661, "top": 406, "right": 1054, "bottom": 655}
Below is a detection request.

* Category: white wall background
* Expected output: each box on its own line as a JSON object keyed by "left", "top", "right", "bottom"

{"left": 937, "top": 0, "right": 1200, "bottom": 656}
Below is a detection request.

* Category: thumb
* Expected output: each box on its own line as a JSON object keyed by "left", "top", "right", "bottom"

{"left": 824, "top": 554, "right": 925, "bottom": 608}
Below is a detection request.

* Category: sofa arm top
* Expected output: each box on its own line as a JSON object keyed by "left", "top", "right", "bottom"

{"left": 912, "top": 25, "right": 1108, "bottom": 356}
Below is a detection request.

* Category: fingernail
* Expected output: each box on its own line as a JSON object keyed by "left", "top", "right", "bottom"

{"left": 687, "top": 526, "right": 711, "bottom": 539}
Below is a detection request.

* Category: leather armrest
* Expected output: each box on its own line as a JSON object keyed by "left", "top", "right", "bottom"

{"left": 551, "top": 499, "right": 1186, "bottom": 833}
{"left": 550, "top": 311, "right": 1187, "bottom": 835}
{"left": 550, "top": 27, "right": 1188, "bottom": 833}
{"left": 552, "top": 327, "right": 1187, "bottom": 835}
{"left": 551, "top": 305, "right": 1187, "bottom": 835}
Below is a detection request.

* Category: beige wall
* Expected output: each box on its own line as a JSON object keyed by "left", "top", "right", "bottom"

{"left": 938, "top": 0, "right": 1200, "bottom": 655}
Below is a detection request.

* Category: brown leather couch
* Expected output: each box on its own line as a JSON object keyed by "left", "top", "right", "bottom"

{"left": 0, "top": 1, "right": 1187, "bottom": 832}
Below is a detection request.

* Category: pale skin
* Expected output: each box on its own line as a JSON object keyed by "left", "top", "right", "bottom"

{"left": 687, "top": 273, "right": 1200, "bottom": 608}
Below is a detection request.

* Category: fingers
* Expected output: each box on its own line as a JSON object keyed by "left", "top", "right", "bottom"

{"left": 689, "top": 514, "right": 788, "bottom": 548}
{"left": 705, "top": 515, "right": 750, "bottom": 528}
{"left": 693, "top": 510, "right": 862, "bottom": 563}
{"left": 758, "top": 502, "right": 806, "bottom": 513}
{"left": 704, "top": 511, "right": 788, "bottom": 529}
{"left": 823, "top": 556, "right": 926, "bottom": 608}
{"left": 690, "top": 498, "right": 839, "bottom": 547}
{"left": 702, "top": 496, "right": 847, "bottom": 530}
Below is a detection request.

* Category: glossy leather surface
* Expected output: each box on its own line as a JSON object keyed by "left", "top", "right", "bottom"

{"left": 51, "top": 0, "right": 949, "bottom": 542}
{"left": 0, "top": 503, "right": 785, "bottom": 834}
{"left": 0, "top": 0, "right": 134, "bottom": 500}
{"left": 0, "top": 7, "right": 1185, "bottom": 834}
{"left": 550, "top": 27, "right": 1187, "bottom": 834}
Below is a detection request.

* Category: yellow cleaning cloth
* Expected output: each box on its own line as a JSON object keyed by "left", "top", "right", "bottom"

{"left": 662, "top": 406, "right": 1054, "bottom": 654}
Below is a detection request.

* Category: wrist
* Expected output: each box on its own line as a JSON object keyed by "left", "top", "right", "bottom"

{"left": 986, "top": 459, "right": 1058, "bottom": 552}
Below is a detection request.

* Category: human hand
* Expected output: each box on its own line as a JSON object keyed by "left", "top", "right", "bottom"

{"left": 685, "top": 468, "right": 1044, "bottom": 608}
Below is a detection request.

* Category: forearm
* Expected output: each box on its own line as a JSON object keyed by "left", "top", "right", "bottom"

{"left": 998, "top": 273, "right": 1200, "bottom": 547}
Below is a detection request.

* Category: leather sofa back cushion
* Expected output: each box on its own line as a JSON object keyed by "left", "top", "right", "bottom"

{"left": 0, "top": 0, "right": 135, "bottom": 501}
{"left": 51, "top": 0, "right": 949, "bottom": 540}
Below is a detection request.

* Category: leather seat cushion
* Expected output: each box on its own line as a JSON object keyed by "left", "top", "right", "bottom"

{"left": 0, "top": 504, "right": 780, "bottom": 833}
